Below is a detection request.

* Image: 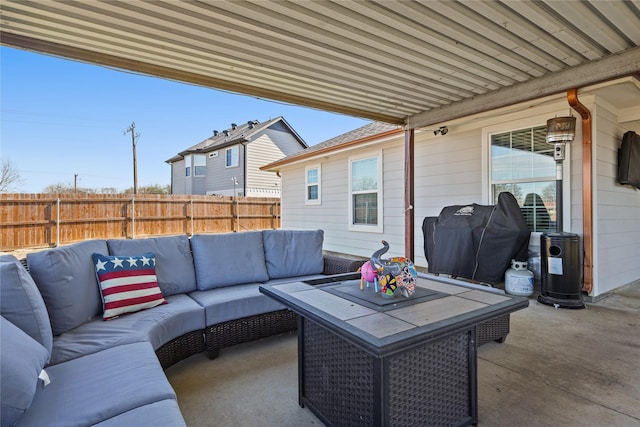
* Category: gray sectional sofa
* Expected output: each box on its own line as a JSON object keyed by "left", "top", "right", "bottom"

{"left": 0, "top": 229, "right": 363, "bottom": 427}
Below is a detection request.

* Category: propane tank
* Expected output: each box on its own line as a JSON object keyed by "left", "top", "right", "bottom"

{"left": 505, "top": 259, "right": 534, "bottom": 297}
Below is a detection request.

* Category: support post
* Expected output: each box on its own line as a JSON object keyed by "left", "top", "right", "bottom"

{"left": 404, "top": 129, "right": 415, "bottom": 260}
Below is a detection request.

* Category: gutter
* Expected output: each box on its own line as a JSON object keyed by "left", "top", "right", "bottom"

{"left": 261, "top": 128, "right": 403, "bottom": 172}
{"left": 567, "top": 89, "right": 593, "bottom": 295}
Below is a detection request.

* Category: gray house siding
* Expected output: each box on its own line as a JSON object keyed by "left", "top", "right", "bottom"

{"left": 280, "top": 140, "right": 406, "bottom": 260}
{"left": 168, "top": 117, "right": 305, "bottom": 197}
{"left": 246, "top": 131, "right": 295, "bottom": 197}
{"left": 171, "top": 159, "right": 186, "bottom": 195}
{"left": 274, "top": 81, "right": 640, "bottom": 298}
{"left": 205, "top": 143, "right": 246, "bottom": 196}
{"left": 592, "top": 102, "right": 640, "bottom": 295}
{"left": 190, "top": 176, "right": 207, "bottom": 195}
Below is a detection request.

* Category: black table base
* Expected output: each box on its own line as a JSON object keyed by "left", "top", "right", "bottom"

{"left": 299, "top": 317, "right": 477, "bottom": 427}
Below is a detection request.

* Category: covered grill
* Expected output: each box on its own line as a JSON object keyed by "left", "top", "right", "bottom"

{"left": 423, "top": 192, "right": 530, "bottom": 285}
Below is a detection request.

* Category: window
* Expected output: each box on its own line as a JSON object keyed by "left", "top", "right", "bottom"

{"left": 490, "top": 126, "right": 556, "bottom": 232}
{"left": 194, "top": 154, "right": 206, "bottom": 176}
{"left": 305, "top": 165, "right": 321, "bottom": 205}
{"left": 184, "top": 154, "right": 191, "bottom": 177}
{"left": 226, "top": 146, "right": 239, "bottom": 168}
{"left": 349, "top": 152, "right": 383, "bottom": 232}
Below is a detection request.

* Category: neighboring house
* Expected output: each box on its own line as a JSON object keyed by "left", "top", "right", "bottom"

{"left": 166, "top": 117, "right": 307, "bottom": 197}
{"left": 262, "top": 77, "right": 640, "bottom": 301}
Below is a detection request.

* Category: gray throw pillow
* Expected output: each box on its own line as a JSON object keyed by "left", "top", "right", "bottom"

{"left": 107, "top": 234, "right": 197, "bottom": 295}
{"left": 27, "top": 240, "right": 108, "bottom": 335}
{"left": 0, "top": 260, "right": 53, "bottom": 359}
{"left": 262, "top": 229, "right": 324, "bottom": 279}
{"left": 1, "top": 316, "right": 49, "bottom": 427}
{"left": 190, "top": 232, "right": 269, "bottom": 289}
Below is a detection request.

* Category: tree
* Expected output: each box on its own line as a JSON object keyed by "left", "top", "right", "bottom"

{"left": 42, "top": 182, "right": 98, "bottom": 194}
{"left": 541, "top": 183, "right": 556, "bottom": 204}
{"left": 99, "top": 187, "right": 120, "bottom": 194}
{"left": 124, "top": 184, "right": 171, "bottom": 194}
{"left": 493, "top": 184, "right": 524, "bottom": 203}
{"left": 42, "top": 182, "right": 77, "bottom": 194}
{"left": 0, "top": 159, "right": 22, "bottom": 193}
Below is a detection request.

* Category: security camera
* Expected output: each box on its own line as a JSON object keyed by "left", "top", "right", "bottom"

{"left": 433, "top": 126, "right": 449, "bottom": 136}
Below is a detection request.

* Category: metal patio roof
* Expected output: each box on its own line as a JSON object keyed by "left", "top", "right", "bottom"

{"left": 1, "top": 0, "right": 639, "bottom": 128}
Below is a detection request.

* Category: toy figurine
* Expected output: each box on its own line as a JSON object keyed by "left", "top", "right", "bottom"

{"left": 369, "top": 240, "right": 417, "bottom": 298}
{"left": 359, "top": 260, "right": 379, "bottom": 291}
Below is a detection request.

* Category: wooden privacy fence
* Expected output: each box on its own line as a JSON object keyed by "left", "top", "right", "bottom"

{"left": 0, "top": 193, "right": 281, "bottom": 251}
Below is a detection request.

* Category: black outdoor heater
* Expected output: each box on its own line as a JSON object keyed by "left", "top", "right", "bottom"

{"left": 538, "top": 116, "right": 585, "bottom": 309}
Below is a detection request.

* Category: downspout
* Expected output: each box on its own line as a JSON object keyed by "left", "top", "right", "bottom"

{"left": 404, "top": 129, "right": 415, "bottom": 260}
{"left": 567, "top": 89, "right": 593, "bottom": 295}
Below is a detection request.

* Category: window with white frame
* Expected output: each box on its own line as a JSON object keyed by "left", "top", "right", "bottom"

{"left": 184, "top": 154, "right": 191, "bottom": 177}
{"left": 490, "top": 125, "right": 556, "bottom": 232}
{"left": 194, "top": 154, "right": 206, "bottom": 176}
{"left": 226, "top": 146, "right": 239, "bottom": 168}
{"left": 349, "top": 152, "right": 383, "bottom": 232}
{"left": 305, "top": 165, "right": 321, "bottom": 205}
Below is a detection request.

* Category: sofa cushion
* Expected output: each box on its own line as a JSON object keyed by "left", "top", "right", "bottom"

{"left": 92, "top": 399, "right": 186, "bottom": 427}
{"left": 189, "top": 283, "right": 286, "bottom": 326}
{"left": 92, "top": 253, "right": 167, "bottom": 320}
{"left": 263, "top": 229, "right": 324, "bottom": 279}
{"left": 16, "top": 341, "right": 176, "bottom": 427}
{"left": 48, "top": 294, "right": 205, "bottom": 365}
{"left": 0, "top": 316, "right": 49, "bottom": 427}
{"left": 0, "top": 254, "right": 24, "bottom": 265}
{"left": 27, "top": 240, "right": 108, "bottom": 335}
{"left": 107, "top": 235, "right": 197, "bottom": 295}
{"left": 190, "top": 232, "right": 269, "bottom": 290}
{"left": 0, "top": 259, "right": 53, "bottom": 358}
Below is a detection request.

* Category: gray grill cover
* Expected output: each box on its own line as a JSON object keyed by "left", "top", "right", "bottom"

{"left": 422, "top": 192, "right": 530, "bottom": 284}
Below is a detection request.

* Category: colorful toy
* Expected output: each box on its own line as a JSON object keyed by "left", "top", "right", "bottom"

{"left": 359, "top": 260, "right": 379, "bottom": 291}
{"left": 368, "top": 240, "right": 417, "bottom": 298}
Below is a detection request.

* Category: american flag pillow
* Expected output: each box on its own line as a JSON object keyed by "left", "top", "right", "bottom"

{"left": 92, "top": 253, "right": 167, "bottom": 320}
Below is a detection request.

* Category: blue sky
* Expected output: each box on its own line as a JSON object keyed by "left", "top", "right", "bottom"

{"left": 0, "top": 47, "right": 369, "bottom": 193}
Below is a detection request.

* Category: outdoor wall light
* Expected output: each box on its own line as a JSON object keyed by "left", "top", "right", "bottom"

{"left": 433, "top": 126, "right": 448, "bottom": 136}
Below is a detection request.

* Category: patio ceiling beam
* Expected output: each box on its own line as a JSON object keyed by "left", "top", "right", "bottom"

{"left": 0, "top": 31, "right": 404, "bottom": 125}
{"left": 406, "top": 46, "right": 640, "bottom": 129}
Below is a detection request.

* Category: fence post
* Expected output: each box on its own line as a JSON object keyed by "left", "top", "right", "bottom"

{"left": 56, "top": 198, "right": 60, "bottom": 247}
{"left": 190, "top": 199, "right": 194, "bottom": 236}
{"left": 131, "top": 198, "right": 136, "bottom": 239}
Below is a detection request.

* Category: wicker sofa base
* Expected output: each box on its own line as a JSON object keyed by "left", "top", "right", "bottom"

{"left": 205, "top": 309, "right": 298, "bottom": 359}
{"left": 154, "top": 311, "right": 507, "bottom": 368}
{"left": 155, "top": 329, "right": 206, "bottom": 369}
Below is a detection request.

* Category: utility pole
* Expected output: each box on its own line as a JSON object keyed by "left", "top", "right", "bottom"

{"left": 125, "top": 122, "right": 139, "bottom": 195}
{"left": 74, "top": 173, "right": 78, "bottom": 193}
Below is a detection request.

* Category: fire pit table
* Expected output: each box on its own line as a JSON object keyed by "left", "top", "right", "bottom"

{"left": 259, "top": 275, "right": 528, "bottom": 427}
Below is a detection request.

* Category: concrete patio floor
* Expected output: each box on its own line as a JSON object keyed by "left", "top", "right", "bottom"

{"left": 166, "top": 282, "right": 640, "bottom": 426}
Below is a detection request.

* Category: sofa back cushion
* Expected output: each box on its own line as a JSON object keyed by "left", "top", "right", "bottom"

{"left": 190, "top": 232, "right": 269, "bottom": 290}
{"left": 27, "top": 240, "right": 108, "bottom": 335}
{"left": 263, "top": 229, "right": 324, "bottom": 279}
{"left": 107, "top": 235, "right": 196, "bottom": 295}
{"left": 0, "top": 258, "right": 53, "bottom": 359}
{"left": 1, "top": 316, "right": 49, "bottom": 427}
